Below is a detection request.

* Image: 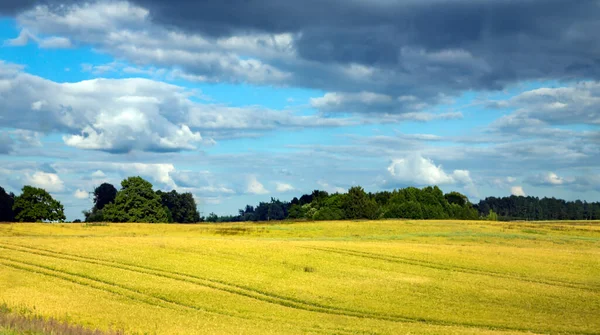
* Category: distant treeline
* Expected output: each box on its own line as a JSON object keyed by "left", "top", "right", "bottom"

{"left": 475, "top": 196, "right": 600, "bottom": 221}
{"left": 1, "top": 178, "right": 599, "bottom": 223}
{"left": 209, "top": 186, "right": 481, "bottom": 222}
{"left": 208, "top": 188, "right": 600, "bottom": 222}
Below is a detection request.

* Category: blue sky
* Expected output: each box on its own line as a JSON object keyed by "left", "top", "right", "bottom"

{"left": 1, "top": 1, "right": 599, "bottom": 220}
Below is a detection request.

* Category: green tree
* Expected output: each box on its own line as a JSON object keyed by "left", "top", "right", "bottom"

{"left": 206, "top": 212, "right": 219, "bottom": 222}
{"left": 287, "top": 204, "right": 305, "bottom": 219}
{"left": 445, "top": 191, "right": 468, "bottom": 207}
{"left": 342, "top": 186, "right": 378, "bottom": 219}
{"left": 157, "top": 190, "right": 200, "bottom": 223}
{"left": 12, "top": 186, "right": 65, "bottom": 222}
{"left": 94, "top": 183, "right": 117, "bottom": 210}
{"left": 313, "top": 207, "right": 344, "bottom": 220}
{"left": 0, "top": 186, "right": 15, "bottom": 222}
{"left": 83, "top": 207, "right": 105, "bottom": 222}
{"left": 103, "top": 177, "right": 169, "bottom": 223}
{"left": 486, "top": 209, "right": 498, "bottom": 221}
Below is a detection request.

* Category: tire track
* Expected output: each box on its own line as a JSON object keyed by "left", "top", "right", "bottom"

{"left": 0, "top": 259, "right": 361, "bottom": 335}
{"left": 0, "top": 242, "right": 586, "bottom": 335}
{"left": 0, "top": 242, "right": 413, "bottom": 323}
{"left": 0, "top": 255, "right": 248, "bottom": 320}
{"left": 305, "top": 246, "right": 599, "bottom": 292}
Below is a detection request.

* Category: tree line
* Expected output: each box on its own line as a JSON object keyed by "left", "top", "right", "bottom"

{"left": 206, "top": 186, "right": 480, "bottom": 222}
{"left": 0, "top": 176, "right": 200, "bottom": 223}
{"left": 1, "top": 177, "right": 600, "bottom": 223}
{"left": 475, "top": 196, "right": 600, "bottom": 221}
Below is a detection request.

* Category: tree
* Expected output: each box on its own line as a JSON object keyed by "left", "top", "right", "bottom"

{"left": 157, "top": 190, "right": 200, "bottom": 223}
{"left": 12, "top": 186, "right": 65, "bottom": 222}
{"left": 94, "top": 183, "right": 117, "bottom": 210}
{"left": 287, "top": 204, "right": 305, "bottom": 219}
{"left": 486, "top": 209, "right": 498, "bottom": 221}
{"left": 342, "top": 186, "right": 378, "bottom": 220}
{"left": 445, "top": 192, "right": 468, "bottom": 207}
{"left": 0, "top": 186, "right": 15, "bottom": 222}
{"left": 103, "top": 177, "right": 169, "bottom": 223}
{"left": 206, "top": 212, "right": 219, "bottom": 222}
{"left": 83, "top": 208, "right": 105, "bottom": 222}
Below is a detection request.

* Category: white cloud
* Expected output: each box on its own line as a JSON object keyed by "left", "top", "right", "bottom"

{"left": 91, "top": 170, "right": 106, "bottom": 178}
{"left": 3, "top": 29, "right": 33, "bottom": 46}
{"left": 317, "top": 181, "right": 346, "bottom": 194}
{"left": 490, "top": 83, "right": 600, "bottom": 134}
{"left": 0, "top": 61, "right": 353, "bottom": 149}
{"left": 3, "top": 29, "right": 72, "bottom": 49}
{"left": 387, "top": 154, "right": 477, "bottom": 196}
{"left": 26, "top": 171, "right": 65, "bottom": 192}
{"left": 388, "top": 154, "right": 456, "bottom": 185}
{"left": 544, "top": 172, "right": 567, "bottom": 185}
{"left": 113, "top": 163, "right": 176, "bottom": 189}
{"left": 275, "top": 182, "right": 295, "bottom": 192}
{"left": 246, "top": 176, "right": 269, "bottom": 195}
{"left": 39, "top": 36, "right": 72, "bottom": 49}
{"left": 73, "top": 189, "right": 89, "bottom": 199}
{"left": 511, "top": 186, "right": 526, "bottom": 196}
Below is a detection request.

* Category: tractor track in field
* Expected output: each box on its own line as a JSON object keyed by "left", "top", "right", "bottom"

{"left": 0, "top": 257, "right": 362, "bottom": 335}
{"left": 0, "top": 257, "right": 239, "bottom": 318}
{"left": 1, "top": 242, "right": 591, "bottom": 335}
{"left": 0, "top": 242, "right": 415, "bottom": 323}
{"left": 305, "top": 246, "right": 600, "bottom": 292}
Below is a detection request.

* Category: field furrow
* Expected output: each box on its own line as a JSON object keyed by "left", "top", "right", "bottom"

{"left": 306, "top": 246, "right": 599, "bottom": 292}
{"left": 1, "top": 221, "right": 598, "bottom": 335}
{"left": 0, "top": 242, "right": 417, "bottom": 322}
{"left": 0, "top": 243, "right": 568, "bottom": 334}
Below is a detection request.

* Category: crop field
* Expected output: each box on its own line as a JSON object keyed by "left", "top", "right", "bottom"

{"left": 0, "top": 220, "right": 599, "bottom": 335}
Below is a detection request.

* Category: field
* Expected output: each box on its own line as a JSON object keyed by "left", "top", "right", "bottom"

{"left": 0, "top": 220, "right": 599, "bottom": 335}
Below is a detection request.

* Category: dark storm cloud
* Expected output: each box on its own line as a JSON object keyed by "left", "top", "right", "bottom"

{"left": 6, "top": 0, "right": 600, "bottom": 109}
{"left": 130, "top": 0, "right": 600, "bottom": 84}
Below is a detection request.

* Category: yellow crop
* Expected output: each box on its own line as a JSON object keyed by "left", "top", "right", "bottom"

{"left": 1, "top": 220, "right": 599, "bottom": 334}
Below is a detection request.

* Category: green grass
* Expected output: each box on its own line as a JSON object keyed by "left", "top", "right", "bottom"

{"left": 0, "top": 220, "right": 599, "bottom": 334}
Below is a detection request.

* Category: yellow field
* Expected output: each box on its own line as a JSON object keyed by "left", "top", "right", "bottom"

{"left": 0, "top": 220, "right": 599, "bottom": 335}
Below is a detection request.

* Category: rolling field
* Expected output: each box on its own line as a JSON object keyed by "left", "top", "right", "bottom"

{"left": 0, "top": 220, "right": 599, "bottom": 335}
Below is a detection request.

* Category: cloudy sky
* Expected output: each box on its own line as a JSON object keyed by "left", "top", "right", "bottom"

{"left": 1, "top": 0, "right": 599, "bottom": 220}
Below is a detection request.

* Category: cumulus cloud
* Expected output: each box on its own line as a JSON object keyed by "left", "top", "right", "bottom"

{"left": 0, "top": 61, "right": 352, "bottom": 152}
{"left": 26, "top": 171, "right": 64, "bottom": 192}
{"left": 274, "top": 182, "right": 295, "bottom": 193}
{"left": 533, "top": 172, "right": 570, "bottom": 186}
{"left": 112, "top": 163, "right": 176, "bottom": 188}
{"left": 246, "top": 176, "right": 268, "bottom": 195}
{"left": 511, "top": 186, "right": 526, "bottom": 197}
{"left": 387, "top": 154, "right": 477, "bottom": 196}
{"left": 91, "top": 170, "right": 106, "bottom": 178}
{"left": 387, "top": 154, "right": 466, "bottom": 185}
{"left": 489, "top": 83, "right": 600, "bottom": 152}
{"left": 73, "top": 189, "right": 89, "bottom": 199}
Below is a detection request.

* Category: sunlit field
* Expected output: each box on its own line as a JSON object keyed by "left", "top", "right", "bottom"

{"left": 1, "top": 220, "right": 599, "bottom": 335}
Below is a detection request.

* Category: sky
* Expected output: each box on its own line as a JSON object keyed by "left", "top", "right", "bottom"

{"left": 0, "top": 0, "right": 599, "bottom": 221}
